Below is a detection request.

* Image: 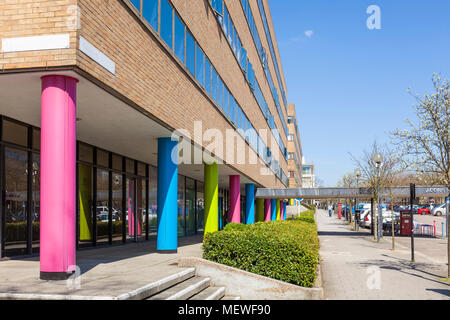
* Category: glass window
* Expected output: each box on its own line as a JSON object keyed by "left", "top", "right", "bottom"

{"left": 112, "top": 173, "right": 123, "bottom": 243}
{"left": 31, "top": 153, "right": 40, "bottom": 252}
{"left": 218, "top": 77, "right": 224, "bottom": 111}
{"left": 78, "top": 164, "right": 93, "bottom": 247}
{"left": 161, "top": 0, "right": 173, "bottom": 49}
{"left": 196, "top": 181, "right": 204, "bottom": 232}
{"left": 212, "top": 67, "right": 218, "bottom": 103}
{"left": 3, "top": 119, "right": 28, "bottom": 147}
{"left": 212, "top": 0, "right": 223, "bottom": 16}
{"left": 4, "top": 148, "right": 28, "bottom": 253}
{"left": 138, "top": 162, "right": 146, "bottom": 177}
{"left": 126, "top": 178, "right": 142, "bottom": 241}
{"left": 223, "top": 87, "right": 229, "bottom": 118}
{"left": 32, "top": 128, "right": 40, "bottom": 150}
{"left": 96, "top": 169, "right": 110, "bottom": 245}
{"left": 195, "top": 44, "right": 204, "bottom": 86}
{"left": 177, "top": 175, "right": 185, "bottom": 237}
{"left": 79, "top": 143, "right": 93, "bottom": 163}
{"left": 126, "top": 159, "right": 135, "bottom": 174}
{"left": 205, "top": 57, "right": 212, "bottom": 95}
{"left": 186, "top": 178, "right": 196, "bottom": 236}
{"left": 112, "top": 154, "right": 122, "bottom": 171}
{"left": 143, "top": 0, "right": 158, "bottom": 31}
{"left": 186, "top": 31, "right": 195, "bottom": 76}
{"left": 174, "top": 13, "right": 185, "bottom": 63}
{"left": 130, "top": 0, "right": 140, "bottom": 11}
{"left": 136, "top": 178, "right": 145, "bottom": 240}
{"left": 223, "top": 7, "right": 228, "bottom": 36}
{"left": 148, "top": 166, "right": 157, "bottom": 238}
{"left": 97, "top": 149, "right": 109, "bottom": 168}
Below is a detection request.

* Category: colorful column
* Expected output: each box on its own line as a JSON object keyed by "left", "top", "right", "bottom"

{"left": 280, "top": 201, "right": 284, "bottom": 221}
{"left": 229, "top": 175, "right": 241, "bottom": 224}
{"left": 40, "top": 75, "right": 78, "bottom": 280}
{"left": 283, "top": 201, "right": 287, "bottom": 220}
{"left": 245, "top": 184, "right": 255, "bottom": 225}
{"left": 264, "top": 199, "right": 271, "bottom": 222}
{"left": 204, "top": 163, "right": 219, "bottom": 235}
{"left": 271, "top": 199, "right": 277, "bottom": 221}
{"left": 256, "top": 199, "right": 265, "bottom": 222}
{"left": 157, "top": 138, "right": 178, "bottom": 253}
{"left": 276, "top": 200, "right": 281, "bottom": 221}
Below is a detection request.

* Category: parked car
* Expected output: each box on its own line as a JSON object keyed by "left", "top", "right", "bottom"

{"left": 359, "top": 209, "right": 398, "bottom": 229}
{"left": 360, "top": 209, "right": 372, "bottom": 228}
{"left": 417, "top": 204, "right": 432, "bottom": 215}
{"left": 96, "top": 206, "right": 119, "bottom": 222}
{"left": 431, "top": 203, "right": 448, "bottom": 216}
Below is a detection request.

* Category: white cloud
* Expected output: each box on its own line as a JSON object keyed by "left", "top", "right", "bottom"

{"left": 304, "top": 30, "right": 314, "bottom": 38}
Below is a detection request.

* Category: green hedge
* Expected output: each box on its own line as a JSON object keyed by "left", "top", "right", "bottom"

{"left": 203, "top": 216, "right": 319, "bottom": 287}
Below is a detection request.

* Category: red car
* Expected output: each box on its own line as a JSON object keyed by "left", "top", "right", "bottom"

{"left": 417, "top": 205, "right": 431, "bottom": 215}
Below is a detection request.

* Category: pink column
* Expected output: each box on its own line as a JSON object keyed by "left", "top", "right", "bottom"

{"left": 264, "top": 199, "right": 271, "bottom": 222}
{"left": 40, "top": 75, "right": 78, "bottom": 280}
{"left": 280, "top": 201, "right": 284, "bottom": 220}
{"left": 229, "top": 175, "right": 241, "bottom": 224}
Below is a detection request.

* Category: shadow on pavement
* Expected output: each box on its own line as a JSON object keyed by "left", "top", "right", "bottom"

{"left": 1, "top": 235, "right": 204, "bottom": 276}
{"left": 425, "top": 289, "right": 450, "bottom": 297}
{"left": 358, "top": 257, "right": 450, "bottom": 288}
{"left": 318, "top": 231, "right": 371, "bottom": 237}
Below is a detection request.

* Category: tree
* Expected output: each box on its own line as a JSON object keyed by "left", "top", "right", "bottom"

{"left": 350, "top": 141, "right": 402, "bottom": 240}
{"left": 391, "top": 73, "right": 450, "bottom": 278}
{"left": 337, "top": 172, "right": 358, "bottom": 188}
{"left": 391, "top": 74, "right": 450, "bottom": 188}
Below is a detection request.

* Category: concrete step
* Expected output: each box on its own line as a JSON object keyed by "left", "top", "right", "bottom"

{"left": 221, "top": 296, "right": 241, "bottom": 300}
{"left": 189, "top": 286, "right": 225, "bottom": 300}
{"left": 117, "top": 268, "right": 196, "bottom": 300}
{"left": 147, "top": 277, "right": 210, "bottom": 300}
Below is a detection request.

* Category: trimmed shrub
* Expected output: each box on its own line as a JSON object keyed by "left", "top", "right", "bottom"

{"left": 223, "top": 223, "right": 249, "bottom": 232}
{"left": 203, "top": 219, "right": 320, "bottom": 287}
{"left": 296, "top": 209, "right": 316, "bottom": 224}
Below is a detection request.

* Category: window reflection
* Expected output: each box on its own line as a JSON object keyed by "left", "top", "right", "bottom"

{"left": 78, "top": 164, "right": 93, "bottom": 247}
{"left": 4, "top": 148, "right": 28, "bottom": 252}
{"left": 96, "top": 169, "right": 110, "bottom": 245}
{"left": 112, "top": 173, "right": 123, "bottom": 243}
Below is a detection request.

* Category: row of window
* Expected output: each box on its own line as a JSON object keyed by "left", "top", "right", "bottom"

{"left": 257, "top": 0, "right": 288, "bottom": 108}
{"left": 239, "top": 0, "right": 289, "bottom": 138}
{"left": 209, "top": 0, "right": 288, "bottom": 161}
{"left": 129, "top": 0, "right": 287, "bottom": 183}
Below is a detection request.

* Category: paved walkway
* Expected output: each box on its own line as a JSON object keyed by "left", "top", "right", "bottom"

{"left": 0, "top": 236, "right": 203, "bottom": 298}
{"left": 317, "top": 209, "right": 450, "bottom": 300}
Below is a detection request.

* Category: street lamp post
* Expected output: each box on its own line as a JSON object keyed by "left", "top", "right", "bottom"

{"left": 355, "top": 170, "right": 361, "bottom": 232}
{"left": 373, "top": 153, "right": 383, "bottom": 243}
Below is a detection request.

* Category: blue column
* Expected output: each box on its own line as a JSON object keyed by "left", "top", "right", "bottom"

{"left": 157, "top": 138, "right": 178, "bottom": 252}
{"left": 245, "top": 184, "right": 255, "bottom": 225}
{"left": 283, "top": 202, "right": 287, "bottom": 220}
{"left": 218, "top": 197, "right": 223, "bottom": 230}
{"left": 271, "top": 199, "right": 277, "bottom": 221}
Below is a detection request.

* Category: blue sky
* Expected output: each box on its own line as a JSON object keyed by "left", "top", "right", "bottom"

{"left": 268, "top": 0, "right": 450, "bottom": 186}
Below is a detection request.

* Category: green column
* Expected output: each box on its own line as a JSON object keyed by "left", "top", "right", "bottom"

{"left": 276, "top": 200, "right": 281, "bottom": 221}
{"left": 204, "top": 163, "right": 219, "bottom": 235}
{"left": 256, "top": 198, "right": 264, "bottom": 222}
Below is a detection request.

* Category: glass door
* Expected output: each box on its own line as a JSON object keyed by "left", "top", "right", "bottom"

{"left": 126, "top": 177, "right": 143, "bottom": 242}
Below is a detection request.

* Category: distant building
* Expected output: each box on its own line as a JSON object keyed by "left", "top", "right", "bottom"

{"left": 302, "top": 162, "right": 316, "bottom": 188}
{"left": 287, "top": 104, "right": 303, "bottom": 188}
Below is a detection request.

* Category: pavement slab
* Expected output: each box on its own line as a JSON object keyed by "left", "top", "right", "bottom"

{"left": 0, "top": 236, "right": 203, "bottom": 299}
{"left": 317, "top": 209, "right": 449, "bottom": 300}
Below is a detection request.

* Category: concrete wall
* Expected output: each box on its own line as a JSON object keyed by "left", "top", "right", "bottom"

{"left": 178, "top": 257, "right": 323, "bottom": 300}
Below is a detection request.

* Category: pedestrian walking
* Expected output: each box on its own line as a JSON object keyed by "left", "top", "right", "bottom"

{"left": 328, "top": 204, "right": 333, "bottom": 217}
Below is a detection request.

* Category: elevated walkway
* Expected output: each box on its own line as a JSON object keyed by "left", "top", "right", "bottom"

{"left": 256, "top": 186, "right": 449, "bottom": 200}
